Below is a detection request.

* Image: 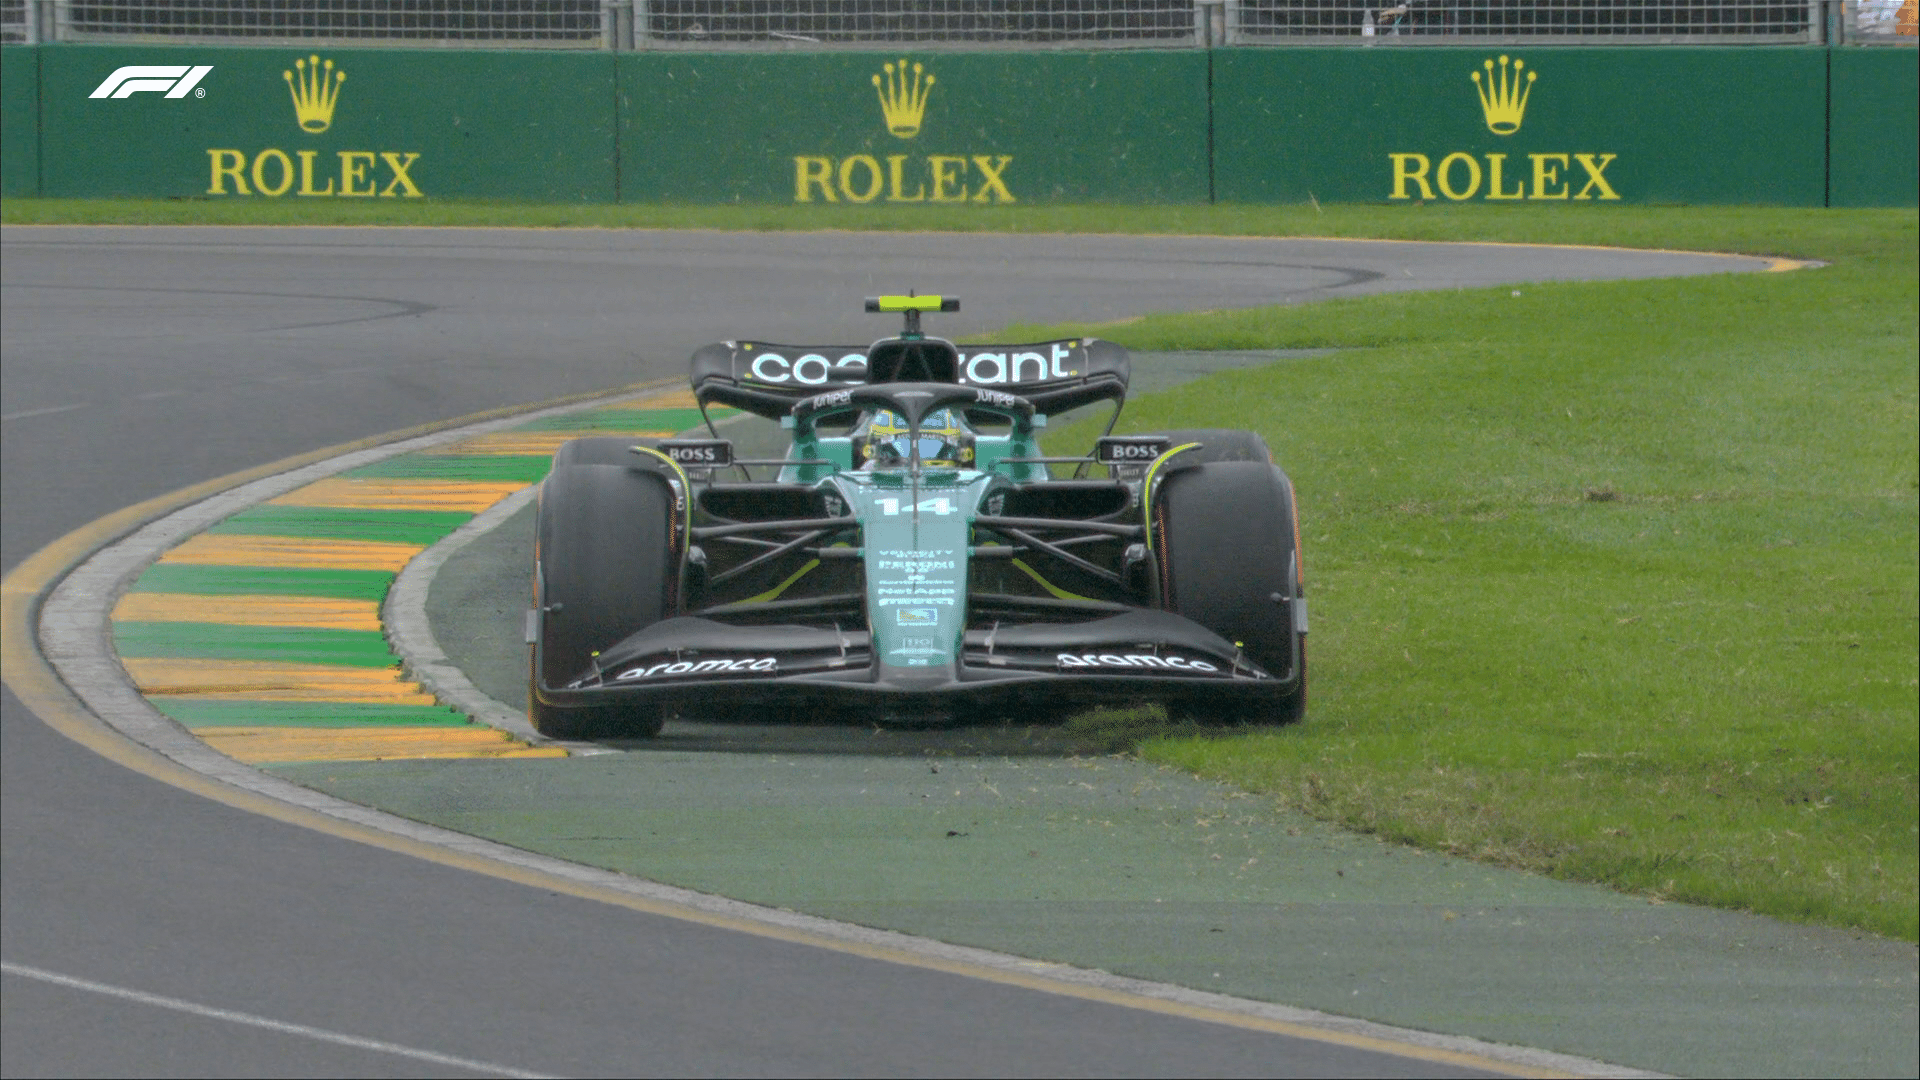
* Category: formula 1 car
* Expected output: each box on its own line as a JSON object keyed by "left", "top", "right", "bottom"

{"left": 528, "top": 295, "right": 1306, "bottom": 737}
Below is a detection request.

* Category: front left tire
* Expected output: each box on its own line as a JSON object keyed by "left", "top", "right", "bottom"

{"left": 529, "top": 459, "right": 677, "bottom": 739}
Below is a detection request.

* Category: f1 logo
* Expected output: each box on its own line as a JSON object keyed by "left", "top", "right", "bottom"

{"left": 90, "top": 66, "right": 213, "bottom": 99}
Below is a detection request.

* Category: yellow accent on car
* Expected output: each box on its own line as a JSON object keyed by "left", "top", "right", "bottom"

{"left": 1011, "top": 557, "right": 1099, "bottom": 602}
{"left": 1140, "top": 442, "right": 1203, "bottom": 553}
{"left": 873, "top": 294, "right": 946, "bottom": 311}
{"left": 740, "top": 559, "right": 822, "bottom": 604}
{"left": 624, "top": 444, "right": 692, "bottom": 549}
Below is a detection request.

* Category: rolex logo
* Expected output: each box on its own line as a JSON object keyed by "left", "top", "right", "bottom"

{"left": 872, "top": 59, "right": 934, "bottom": 139}
{"left": 1471, "top": 55, "right": 1534, "bottom": 136}
{"left": 284, "top": 55, "right": 345, "bottom": 133}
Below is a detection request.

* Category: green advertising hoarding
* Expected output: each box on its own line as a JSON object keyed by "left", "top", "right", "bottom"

{"left": 1829, "top": 47, "right": 1918, "bottom": 208}
{"left": 617, "top": 50, "right": 1211, "bottom": 204}
{"left": 1214, "top": 47, "right": 1828, "bottom": 206}
{"left": 2, "top": 46, "right": 39, "bottom": 196}
{"left": 37, "top": 45, "right": 617, "bottom": 201}
{"left": 9, "top": 42, "right": 1907, "bottom": 208}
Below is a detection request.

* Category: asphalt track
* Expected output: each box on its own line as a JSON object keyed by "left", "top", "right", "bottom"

{"left": 3, "top": 226, "right": 1786, "bottom": 1077}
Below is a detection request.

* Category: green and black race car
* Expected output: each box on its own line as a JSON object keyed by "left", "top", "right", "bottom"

{"left": 528, "top": 295, "right": 1307, "bottom": 737}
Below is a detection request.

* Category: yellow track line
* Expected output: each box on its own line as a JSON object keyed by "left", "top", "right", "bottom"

{"left": 198, "top": 726, "right": 567, "bottom": 763}
{"left": 123, "top": 658, "right": 438, "bottom": 704}
{"left": 113, "top": 594, "right": 383, "bottom": 631}
{"left": 159, "top": 534, "right": 425, "bottom": 573}
{"left": 269, "top": 478, "right": 530, "bottom": 514}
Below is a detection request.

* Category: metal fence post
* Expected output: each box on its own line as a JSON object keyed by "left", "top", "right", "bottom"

{"left": 28, "top": 0, "right": 55, "bottom": 43}
{"left": 603, "top": 0, "right": 634, "bottom": 51}
{"left": 1196, "top": 0, "right": 1226, "bottom": 46}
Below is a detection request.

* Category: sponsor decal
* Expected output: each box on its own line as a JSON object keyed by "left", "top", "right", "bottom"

{"left": 896, "top": 607, "right": 940, "bottom": 626}
{"left": 738, "top": 343, "right": 1080, "bottom": 387}
{"left": 805, "top": 387, "right": 857, "bottom": 411}
{"left": 1387, "top": 57, "right": 1620, "bottom": 203}
{"left": 748, "top": 352, "right": 869, "bottom": 386}
{"left": 793, "top": 58, "right": 1016, "bottom": 205}
{"left": 955, "top": 344, "right": 1078, "bottom": 385}
{"left": 91, "top": 65, "right": 213, "bottom": 100}
{"left": 658, "top": 439, "right": 733, "bottom": 467}
{"left": 1096, "top": 436, "right": 1172, "bottom": 465}
{"left": 1058, "top": 652, "right": 1222, "bottom": 673}
{"left": 613, "top": 657, "right": 778, "bottom": 681}
{"left": 875, "top": 549, "right": 957, "bottom": 573}
{"left": 205, "top": 55, "right": 425, "bottom": 199}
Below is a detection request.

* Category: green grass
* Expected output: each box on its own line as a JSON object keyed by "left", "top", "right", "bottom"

{"left": 15, "top": 195, "right": 1914, "bottom": 940}
{"left": 1001, "top": 209, "right": 1917, "bottom": 942}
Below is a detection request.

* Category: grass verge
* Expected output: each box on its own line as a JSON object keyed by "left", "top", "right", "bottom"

{"left": 997, "top": 208, "right": 1917, "bottom": 942}
{"left": 12, "top": 196, "right": 1913, "bottom": 940}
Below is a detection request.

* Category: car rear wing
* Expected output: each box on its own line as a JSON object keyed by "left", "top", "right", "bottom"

{"left": 690, "top": 338, "right": 1131, "bottom": 422}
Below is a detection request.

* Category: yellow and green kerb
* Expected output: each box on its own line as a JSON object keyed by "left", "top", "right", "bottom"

{"left": 112, "top": 389, "right": 724, "bottom": 764}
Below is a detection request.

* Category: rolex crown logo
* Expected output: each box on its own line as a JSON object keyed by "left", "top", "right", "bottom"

{"left": 872, "top": 59, "right": 934, "bottom": 139}
{"left": 284, "top": 54, "right": 345, "bottom": 133}
{"left": 1471, "top": 55, "right": 1535, "bottom": 136}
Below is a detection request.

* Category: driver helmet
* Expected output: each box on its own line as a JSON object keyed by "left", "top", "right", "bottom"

{"left": 859, "top": 408, "right": 975, "bottom": 468}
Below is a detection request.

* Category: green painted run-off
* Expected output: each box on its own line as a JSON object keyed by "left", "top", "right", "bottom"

{"left": 113, "top": 622, "right": 400, "bottom": 668}
{"left": 152, "top": 699, "right": 471, "bottom": 728}
{"left": 342, "top": 456, "right": 550, "bottom": 483}
{"left": 208, "top": 506, "right": 474, "bottom": 546}
{"left": 130, "top": 565, "right": 397, "bottom": 601}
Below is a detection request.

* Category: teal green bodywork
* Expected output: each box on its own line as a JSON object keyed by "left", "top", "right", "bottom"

{"left": 777, "top": 412, "right": 1052, "bottom": 681}
{"left": 834, "top": 470, "right": 990, "bottom": 678}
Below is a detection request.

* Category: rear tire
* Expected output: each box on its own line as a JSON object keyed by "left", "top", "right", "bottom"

{"left": 1154, "top": 459, "right": 1305, "bottom": 725}
{"left": 529, "top": 463, "right": 676, "bottom": 739}
{"left": 1150, "top": 429, "right": 1272, "bottom": 465}
{"left": 550, "top": 436, "right": 647, "bottom": 470}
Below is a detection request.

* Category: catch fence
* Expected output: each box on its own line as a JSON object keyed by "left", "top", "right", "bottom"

{"left": 3, "top": 0, "right": 1913, "bottom": 46}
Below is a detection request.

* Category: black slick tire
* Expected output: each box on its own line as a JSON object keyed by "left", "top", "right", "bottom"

{"left": 550, "top": 436, "right": 648, "bottom": 470}
{"left": 529, "top": 463, "right": 675, "bottom": 739}
{"left": 1149, "top": 428, "right": 1272, "bottom": 465}
{"left": 1154, "top": 459, "right": 1306, "bottom": 724}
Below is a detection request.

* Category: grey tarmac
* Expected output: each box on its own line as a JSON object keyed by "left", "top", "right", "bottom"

{"left": 6, "top": 225, "right": 1878, "bottom": 1079}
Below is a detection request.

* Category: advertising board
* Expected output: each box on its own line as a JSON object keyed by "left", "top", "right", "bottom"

{"left": 36, "top": 46, "right": 618, "bottom": 201}
{"left": 1829, "top": 46, "right": 1919, "bottom": 207}
{"left": 1, "top": 45, "right": 38, "bottom": 197}
{"left": 617, "top": 50, "right": 1211, "bottom": 204}
{"left": 1214, "top": 47, "right": 1829, "bottom": 206}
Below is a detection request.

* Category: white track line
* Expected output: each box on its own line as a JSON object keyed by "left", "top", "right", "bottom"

{"left": 1, "top": 402, "right": 90, "bottom": 422}
{"left": 2, "top": 961, "right": 555, "bottom": 1079}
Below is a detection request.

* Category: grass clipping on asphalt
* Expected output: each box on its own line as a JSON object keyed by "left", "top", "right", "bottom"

{"left": 992, "top": 208, "right": 1917, "bottom": 943}
{"left": 14, "top": 199, "right": 1913, "bottom": 942}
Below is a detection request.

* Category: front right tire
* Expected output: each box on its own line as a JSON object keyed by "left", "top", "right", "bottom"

{"left": 1153, "top": 458, "right": 1306, "bottom": 725}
